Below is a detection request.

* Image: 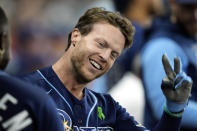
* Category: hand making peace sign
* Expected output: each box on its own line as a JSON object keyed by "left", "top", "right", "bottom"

{"left": 161, "top": 54, "right": 192, "bottom": 104}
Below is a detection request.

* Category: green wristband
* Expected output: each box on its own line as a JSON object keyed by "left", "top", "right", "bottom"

{"left": 163, "top": 104, "right": 184, "bottom": 117}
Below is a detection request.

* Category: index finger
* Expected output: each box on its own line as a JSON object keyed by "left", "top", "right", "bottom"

{"left": 162, "top": 54, "right": 176, "bottom": 80}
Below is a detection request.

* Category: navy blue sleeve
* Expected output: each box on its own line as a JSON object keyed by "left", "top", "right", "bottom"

{"left": 114, "top": 101, "right": 148, "bottom": 131}
{"left": 111, "top": 95, "right": 182, "bottom": 131}
{"left": 0, "top": 73, "right": 64, "bottom": 131}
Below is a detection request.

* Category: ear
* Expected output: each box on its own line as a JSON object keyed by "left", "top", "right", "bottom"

{"left": 71, "top": 28, "right": 81, "bottom": 47}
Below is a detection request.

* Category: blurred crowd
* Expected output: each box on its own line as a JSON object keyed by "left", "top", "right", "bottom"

{"left": 1, "top": 0, "right": 197, "bottom": 130}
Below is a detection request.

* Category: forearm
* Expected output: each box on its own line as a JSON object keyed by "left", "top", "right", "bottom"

{"left": 153, "top": 112, "right": 182, "bottom": 131}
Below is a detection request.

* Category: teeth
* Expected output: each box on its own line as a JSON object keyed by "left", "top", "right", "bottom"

{"left": 90, "top": 59, "right": 101, "bottom": 70}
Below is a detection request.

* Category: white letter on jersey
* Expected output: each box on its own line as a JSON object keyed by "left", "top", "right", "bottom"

{"left": 0, "top": 93, "right": 18, "bottom": 110}
{"left": 2, "top": 110, "right": 32, "bottom": 131}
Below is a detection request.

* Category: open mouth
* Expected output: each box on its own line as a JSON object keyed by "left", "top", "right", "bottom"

{"left": 89, "top": 59, "right": 102, "bottom": 70}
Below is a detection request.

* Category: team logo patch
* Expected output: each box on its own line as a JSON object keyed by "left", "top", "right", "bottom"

{"left": 57, "top": 108, "right": 72, "bottom": 131}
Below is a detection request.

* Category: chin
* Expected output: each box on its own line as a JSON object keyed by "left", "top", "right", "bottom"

{"left": 83, "top": 74, "right": 102, "bottom": 83}
{"left": 75, "top": 73, "right": 95, "bottom": 84}
{"left": 85, "top": 74, "right": 98, "bottom": 82}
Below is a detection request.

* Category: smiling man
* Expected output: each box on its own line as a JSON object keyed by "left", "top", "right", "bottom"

{"left": 22, "top": 7, "right": 192, "bottom": 130}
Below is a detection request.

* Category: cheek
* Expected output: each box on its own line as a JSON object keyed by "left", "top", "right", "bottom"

{"left": 78, "top": 40, "right": 94, "bottom": 55}
{"left": 105, "top": 60, "right": 115, "bottom": 72}
{"left": 73, "top": 50, "right": 86, "bottom": 64}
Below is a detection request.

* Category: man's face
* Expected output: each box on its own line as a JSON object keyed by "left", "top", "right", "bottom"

{"left": 70, "top": 22, "right": 125, "bottom": 83}
{"left": 0, "top": 24, "right": 10, "bottom": 70}
{"left": 172, "top": 3, "right": 197, "bottom": 37}
{"left": 149, "top": 0, "right": 165, "bottom": 16}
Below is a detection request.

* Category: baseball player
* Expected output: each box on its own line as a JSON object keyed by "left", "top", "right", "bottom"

{"left": 22, "top": 7, "right": 192, "bottom": 131}
{"left": 0, "top": 6, "right": 64, "bottom": 131}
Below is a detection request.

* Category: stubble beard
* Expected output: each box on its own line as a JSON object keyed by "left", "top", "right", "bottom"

{"left": 71, "top": 54, "right": 94, "bottom": 84}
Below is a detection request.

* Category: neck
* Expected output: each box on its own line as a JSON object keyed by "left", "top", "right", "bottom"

{"left": 52, "top": 53, "right": 86, "bottom": 100}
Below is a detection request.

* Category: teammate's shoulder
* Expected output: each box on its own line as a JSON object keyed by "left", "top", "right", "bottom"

{"left": 0, "top": 72, "right": 64, "bottom": 131}
{"left": 1, "top": 73, "right": 49, "bottom": 102}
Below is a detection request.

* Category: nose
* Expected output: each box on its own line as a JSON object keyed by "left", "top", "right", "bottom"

{"left": 99, "top": 49, "right": 111, "bottom": 63}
